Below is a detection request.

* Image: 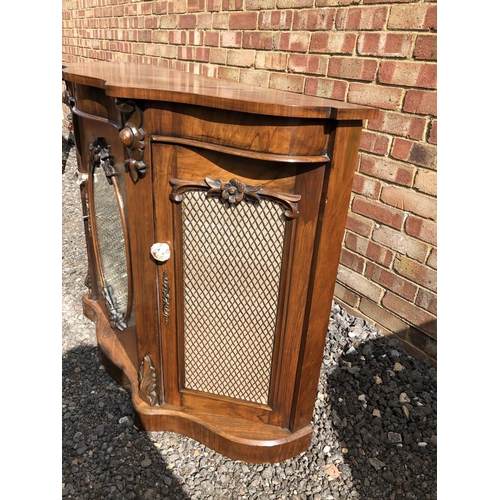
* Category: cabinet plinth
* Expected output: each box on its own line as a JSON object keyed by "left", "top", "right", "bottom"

{"left": 63, "top": 61, "right": 377, "bottom": 463}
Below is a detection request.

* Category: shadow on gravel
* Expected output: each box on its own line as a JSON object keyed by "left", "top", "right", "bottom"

{"left": 324, "top": 335, "right": 437, "bottom": 500}
{"left": 62, "top": 345, "right": 189, "bottom": 500}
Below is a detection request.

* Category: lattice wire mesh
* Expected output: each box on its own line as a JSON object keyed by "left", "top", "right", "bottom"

{"left": 181, "top": 190, "right": 286, "bottom": 404}
{"left": 93, "top": 167, "right": 128, "bottom": 317}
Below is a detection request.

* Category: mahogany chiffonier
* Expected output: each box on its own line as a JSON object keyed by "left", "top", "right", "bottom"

{"left": 62, "top": 62, "right": 377, "bottom": 463}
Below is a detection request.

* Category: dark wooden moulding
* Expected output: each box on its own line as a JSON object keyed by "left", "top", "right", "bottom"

{"left": 63, "top": 62, "right": 377, "bottom": 464}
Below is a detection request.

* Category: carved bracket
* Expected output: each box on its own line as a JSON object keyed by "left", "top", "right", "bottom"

{"left": 170, "top": 177, "right": 301, "bottom": 219}
{"left": 116, "top": 100, "right": 146, "bottom": 183}
{"left": 138, "top": 355, "right": 159, "bottom": 406}
{"left": 89, "top": 138, "right": 117, "bottom": 184}
{"left": 62, "top": 89, "right": 75, "bottom": 109}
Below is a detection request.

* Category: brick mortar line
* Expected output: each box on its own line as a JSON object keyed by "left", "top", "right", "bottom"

{"left": 343, "top": 221, "right": 436, "bottom": 263}
{"left": 337, "top": 274, "right": 436, "bottom": 321}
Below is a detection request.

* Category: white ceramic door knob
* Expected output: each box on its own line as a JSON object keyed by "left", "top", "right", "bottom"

{"left": 150, "top": 242, "right": 171, "bottom": 262}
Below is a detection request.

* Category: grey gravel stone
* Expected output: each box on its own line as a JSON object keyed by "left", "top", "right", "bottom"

{"left": 388, "top": 432, "right": 403, "bottom": 443}
{"left": 368, "top": 458, "right": 386, "bottom": 471}
{"left": 62, "top": 131, "right": 437, "bottom": 499}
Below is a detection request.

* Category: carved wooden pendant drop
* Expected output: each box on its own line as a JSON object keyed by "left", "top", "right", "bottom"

{"left": 162, "top": 270, "right": 170, "bottom": 325}
{"left": 116, "top": 100, "right": 146, "bottom": 182}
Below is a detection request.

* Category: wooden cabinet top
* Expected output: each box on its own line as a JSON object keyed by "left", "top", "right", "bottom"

{"left": 63, "top": 62, "right": 377, "bottom": 121}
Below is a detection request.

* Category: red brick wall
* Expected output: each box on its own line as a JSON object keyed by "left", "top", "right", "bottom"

{"left": 62, "top": 0, "right": 437, "bottom": 363}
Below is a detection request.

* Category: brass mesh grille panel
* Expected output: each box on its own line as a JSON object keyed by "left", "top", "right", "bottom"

{"left": 181, "top": 190, "right": 286, "bottom": 404}
{"left": 93, "top": 168, "right": 128, "bottom": 317}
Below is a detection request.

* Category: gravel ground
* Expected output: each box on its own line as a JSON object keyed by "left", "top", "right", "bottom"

{"left": 62, "top": 132, "right": 437, "bottom": 499}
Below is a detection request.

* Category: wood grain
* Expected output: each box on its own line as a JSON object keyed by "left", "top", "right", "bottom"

{"left": 63, "top": 61, "right": 378, "bottom": 120}
{"left": 65, "top": 62, "right": 377, "bottom": 463}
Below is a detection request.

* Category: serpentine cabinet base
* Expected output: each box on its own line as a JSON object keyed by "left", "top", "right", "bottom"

{"left": 63, "top": 62, "right": 377, "bottom": 463}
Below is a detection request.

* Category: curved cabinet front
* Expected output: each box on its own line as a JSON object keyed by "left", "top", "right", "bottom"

{"left": 63, "top": 62, "right": 377, "bottom": 463}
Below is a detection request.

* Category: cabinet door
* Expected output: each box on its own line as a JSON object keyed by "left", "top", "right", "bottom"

{"left": 73, "top": 113, "right": 133, "bottom": 331}
{"left": 152, "top": 142, "right": 325, "bottom": 428}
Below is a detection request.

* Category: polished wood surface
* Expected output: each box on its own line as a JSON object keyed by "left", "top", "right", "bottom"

{"left": 65, "top": 62, "right": 377, "bottom": 463}
{"left": 148, "top": 102, "right": 331, "bottom": 159}
{"left": 290, "top": 120, "right": 366, "bottom": 432}
{"left": 84, "top": 295, "right": 312, "bottom": 464}
{"left": 63, "top": 61, "right": 378, "bottom": 120}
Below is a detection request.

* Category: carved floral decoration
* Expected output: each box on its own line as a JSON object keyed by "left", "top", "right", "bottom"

{"left": 208, "top": 178, "right": 259, "bottom": 205}
{"left": 170, "top": 177, "right": 301, "bottom": 219}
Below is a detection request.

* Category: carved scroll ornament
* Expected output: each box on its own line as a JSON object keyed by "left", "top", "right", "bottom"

{"left": 116, "top": 100, "right": 146, "bottom": 182}
{"left": 170, "top": 177, "right": 301, "bottom": 219}
{"left": 138, "top": 355, "right": 159, "bottom": 406}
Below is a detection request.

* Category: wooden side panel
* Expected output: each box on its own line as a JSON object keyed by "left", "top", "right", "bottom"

{"left": 268, "top": 164, "right": 325, "bottom": 428}
{"left": 289, "top": 120, "right": 365, "bottom": 432}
